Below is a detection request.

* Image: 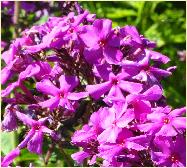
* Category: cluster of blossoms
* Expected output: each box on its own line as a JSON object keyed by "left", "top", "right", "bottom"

{"left": 1, "top": 4, "right": 186, "bottom": 167}
{"left": 1, "top": 1, "right": 78, "bottom": 50}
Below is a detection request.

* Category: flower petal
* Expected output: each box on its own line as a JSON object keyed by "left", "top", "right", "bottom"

{"left": 172, "top": 117, "right": 186, "bottom": 129}
{"left": 27, "top": 130, "right": 43, "bottom": 155}
{"left": 67, "top": 92, "right": 88, "bottom": 100}
{"left": 71, "top": 151, "right": 90, "bottom": 165}
{"left": 59, "top": 75, "right": 79, "bottom": 92}
{"left": 1, "top": 148, "right": 20, "bottom": 167}
{"left": 39, "top": 97, "right": 60, "bottom": 110}
{"left": 169, "top": 107, "right": 186, "bottom": 117}
{"left": 156, "top": 124, "right": 178, "bottom": 137}
{"left": 86, "top": 81, "right": 112, "bottom": 100}
{"left": 36, "top": 79, "right": 60, "bottom": 96}
{"left": 15, "top": 111, "right": 36, "bottom": 127}
{"left": 119, "top": 80, "right": 142, "bottom": 94}
{"left": 18, "top": 128, "right": 35, "bottom": 149}
{"left": 103, "top": 46, "right": 123, "bottom": 64}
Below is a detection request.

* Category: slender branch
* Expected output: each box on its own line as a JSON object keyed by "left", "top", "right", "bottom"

{"left": 57, "top": 143, "right": 73, "bottom": 166}
{"left": 13, "top": 1, "right": 21, "bottom": 38}
{"left": 44, "top": 143, "right": 55, "bottom": 165}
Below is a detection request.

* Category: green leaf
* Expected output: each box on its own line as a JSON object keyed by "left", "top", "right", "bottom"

{"left": 106, "top": 9, "right": 136, "bottom": 19}
{"left": 1, "top": 132, "right": 16, "bottom": 155}
{"left": 15, "top": 149, "right": 39, "bottom": 162}
{"left": 170, "top": 34, "right": 186, "bottom": 43}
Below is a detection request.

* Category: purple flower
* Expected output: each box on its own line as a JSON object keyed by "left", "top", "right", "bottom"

{"left": 15, "top": 111, "right": 58, "bottom": 154}
{"left": 97, "top": 104, "right": 134, "bottom": 143}
{"left": 2, "top": 105, "right": 18, "bottom": 131}
{"left": 137, "top": 106, "right": 186, "bottom": 136}
{"left": 151, "top": 136, "right": 186, "bottom": 167}
{"left": 36, "top": 74, "right": 88, "bottom": 110}
{"left": 80, "top": 19, "right": 123, "bottom": 64}
{"left": 86, "top": 71, "right": 142, "bottom": 100}
{"left": 99, "top": 128, "right": 149, "bottom": 162}
{"left": 125, "top": 85, "right": 163, "bottom": 122}
{"left": 71, "top": 125, "right": 99, "bottom": 165}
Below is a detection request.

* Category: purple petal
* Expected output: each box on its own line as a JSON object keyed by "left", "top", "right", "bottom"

{"left": 59, "top": 75, "right": 79, "bottom": 92}
{"left": 100, "top": 109, "right": 115, "bottom": 129}
{"left": 103, "top": 46, "right": 123, "bottom": 64}
{"left": 18, "top": 128, "right": 35, "bottom": 149}
{"left": 169, "top": 107, "right": 186, "bottom": 117}
{"left": 155, "top": 124, "right": 178, "bottom": 137}
{"left": 148, "top": 49, "right": 170, "bottom": 64}
{"left": 121, "top": 26, "right": 142, "bottom": 44}
{"left": 99, "top": 144, "right": 123, "bottom": 161}
{"left": 67, "top": 92, "right": 88, "bottom": 100}
{"left": 1, "top": 148, "right": 20, "bottom": 167}
{"left": 142, "top": 85, "right": 162, "bottom": 101}
{"left": 71, "top": 151, "right": 90, "bottom": 165}
{"left": 15, "top": 111, "right": 37, "bottom": 127}
{"left": 86, "top": 81, "right": 112, "bottom": 100}
{"left": 2, "top": 107, "right": 17, "bottom": 131}
{"left": 125, "top": 141, "right": 146, "bottom": 151}
{"left": 1, "top": 82, "right": 19, "bottom": 97}
{"left": 36, "top": 79, "right": 60, "bottom": 96}
{"left": 117, "top": 109, "right": 134, "bottom": 128}
{"left": 1, "top": 66, "right": 12, "bottom": 84}
{"left": 41, "top": 126, "right": 59, "bottom": 140}
{"left": 79, "top": 25, "right": 99, "bottom": 47}
{"left": 24, "top": 43, "right": 46, "bottom": 54}
{"left": 83, "top": 47, "right": 103, "bottom": 64}
{"left": 19, "top": 63, "right": 40, "bottom": 81}
{"left": 150, "top": 67, "right": 172, "bottom": 77}
{"left": 107, "top": 85, "right": 125, "bottom": 100}
{"left": 108, "top": 35, "right": 120, "bottom": 47}
{"left": 39, "top": 97, "right": 60, "bottom": 110}
{"left": 93, "top": 19, "right": 112, "bottom": 39}
{"left": 93, "top": 63, "right": 111, "bottom": 81}
{"left": 119, "top": 80, "right": 142, "bottom": 94}
{"left": 98, "top": 127, "right": 121, "bottom": 143}
{"left": 172, "top": 117, "right": 186, "bottom": 129}
{"left": 133, "top": 100, "right": 151, "bottom": 122}
{"left": 137, "top": 123, "right": 161, "bottom": 134}
{"left": 27, "top": 130, "right": 43, "bottom": 155}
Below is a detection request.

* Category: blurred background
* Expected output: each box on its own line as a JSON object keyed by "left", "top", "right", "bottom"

{"left": 1, "top": 1, "right": 186, "bottom": 167}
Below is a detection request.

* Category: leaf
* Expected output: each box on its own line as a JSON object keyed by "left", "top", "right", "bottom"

{"left": 15, "top": 149, "right": 39, "bottom": 162}
{"left": 106, "top": 9, "right": 136, "bottom": 19}
{"left": 170, "top": 34, "right": 186, "bottom": 43}
{"left": 1, "top": 132, "right": 16, "bottom": 155}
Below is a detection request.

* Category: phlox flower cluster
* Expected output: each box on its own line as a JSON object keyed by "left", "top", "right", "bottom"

{"left": 1, "top": 5, "right": 186, "bottom": 167}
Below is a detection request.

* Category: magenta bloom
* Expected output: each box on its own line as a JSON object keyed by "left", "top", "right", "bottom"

{"left": 15, "top": 111, "right": 58, "bottom": 154}
{"left": 86, "top": 71, "right": 142, "bottom": 100}
{"left": 2, "top": 105, "right": 18, "bottom": 131}
{"left": 80, "top": 19, "right": 123, "bottom": 64}
{"left": 137, "top": 106, "right": 186, "bottom": 136}
{"left": 151, "top": 136, "right": 186, "bottom": 167}
{"left": 99, "top": 128, "right": 149, "bottom": 162}
{"left": 97, "top": 104, "right": 134, "bottom": 143}
{"left": 36, "top": 74, "right": 88, "bottom": 110}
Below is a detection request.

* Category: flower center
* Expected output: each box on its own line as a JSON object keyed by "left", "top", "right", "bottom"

{"left": 163, "top": 118, "right": 170, "bottom": 124}
{"left": 68, "top": 27, "right": 74, "bottom": 33}
{"left": 33, "top": 124, "right": 41, "bottom": 130}
{"left": 58, "top": 92, "right": 65, "bottom": 98}
{"left": 69, "top": 18, "right": 74, "bottom": 23}
{"left": 98, "top": 39, "right": 106, "bottom": 47}
{"left": 112, "top": 78, "right": 119, "bottom": 85}
{"left": 170, "top": 153, "right": 179, "bottom": 163}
